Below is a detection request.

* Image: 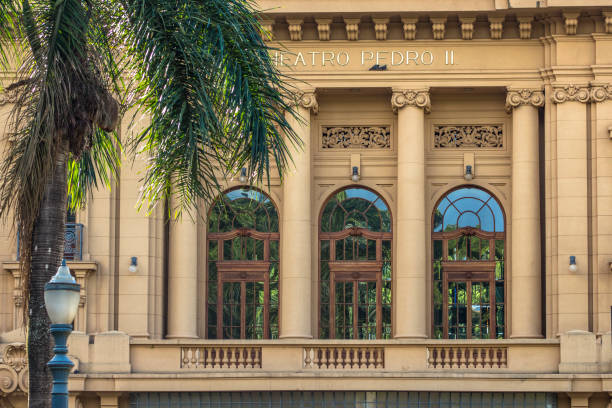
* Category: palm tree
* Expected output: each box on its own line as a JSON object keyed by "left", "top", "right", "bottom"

{"left": 0, "top": 1, "right": 299, "bottom": 407}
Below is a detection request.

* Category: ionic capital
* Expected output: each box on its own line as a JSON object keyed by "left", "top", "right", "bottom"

{"left": 551, "top": 84, "right": 590, "bottom": 104}
{"left": 505, "top": 88, "right": 544, "bottom": 113}
{"left": 590, "top": 84, "right": 612, "bottom": 103}
{"left": 391, "top": 89, "right": 431, "bottom": 113}
{"left": 296, "top": 91, "right": 318, "bottom": 114}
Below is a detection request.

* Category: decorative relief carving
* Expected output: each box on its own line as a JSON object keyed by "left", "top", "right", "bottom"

{"left": 431, "top": 17, "right": 446, "bottom": 40}
{"left": 517, "top": 16, "right": 533, "bottom": 40}
{"left": 488, "top": 16, "right": 504, "bottom": 39}
{"left": 505, "top": 89, "right": 545, "bottom": 112}
{"left": 315, "top": 18, "right": 332, "bottom": 41}
{"left": 433, "top": 125, "right": 503, "bottom": 149}
{"left": 0, "top": 343, "right": 28, "bottom": 396}
{"left": 460, "top": 17, "right": 476, "bottom": 40}
{"left": 373, "top": 18, "right": 389, "bottom": 40}
{"left": 604, "top": 12, "right": 612, "bottom": 34}
{"left": 391, "top": 89, "right": 431, "bottom": 113}
{"left": 563, "top": 12, "right": 579, "bottom": 35}
{"left": 321, "top": 126, "right": 391, "bottom": 149}
{"left": 344, "top": 18, "right": 360, "bottom": 41}
{"left": 401, "top": 17, "right": 418, "bottom": 40}
{"left": 552, "top": 85, "right": 590, "bottom": 104}
{"left": 590, "top": 85, "right": 612, "bottom": 103}
{"left": 296, "top": 91, "right": 318, "bottom": 114}
{"left": 259, "top": 20, "right": 274, "bottom": 41}
{"left": 287, "top": 19, "right": 303, "bottom": 41}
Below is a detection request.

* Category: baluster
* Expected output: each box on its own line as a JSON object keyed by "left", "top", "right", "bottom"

{"left": 457, "top": 348, "right": 463, "bottom": 368}
{"left": 181, "top": 348, "right": 188, "bottom": 368}
{"left": 213, "top": 347, "right": 221, "bottom": 368}
{"left": 347, "top": 348, "right": 354, "bottom": 369}
{"left": 443, "top": 348, "right": 451, "bottom": 369}
{"left": 320, "top": 348, "right": 328, "bottom": 369}
{"left": 450, "top": 348, "right": 457, "bottom": 368}
{"left": 470, "top": 348, "right": 477, "bottom": 368}
{"left": 255, "top": 348, "right": 262, "bottom": 368}
{"left": 367, "top": 349, "right": 375, "bottom": 368}
{"left": 196, "top": 348, "right": 204, "bottom": 369}
{"left": 313, "top": 348, "right": 321, "bottom": 369}
{"left": 376, "top": 349, "right": 384, "bottom": 369}
{"left": 245, "top": 347, "right": 253, "bottom": 368}
{"left": 484, "top": 348, "right": 492, "bottom": 368}
{"left": 304, "top": 348, "right": 311, "bottom": 368}
{"left": 502, "top": 348, "right": 508, "bottom": 367}
{"left": 204, "top": 348, "right": 211, "bottom": 368}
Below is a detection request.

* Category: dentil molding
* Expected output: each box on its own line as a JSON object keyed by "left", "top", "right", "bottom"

{"left": 551, "top": 85, "right": 590, "bottom": 104}
{"left": 391, "top": 89, "right": 431, "bottom": 113}
{"left": 504, "top": 88, "right": 545, "bottom": 112}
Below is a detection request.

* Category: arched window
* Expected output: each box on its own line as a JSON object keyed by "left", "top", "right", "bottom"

{"left": 207, "top": 188, "right": 279, "bottom": 339}
{"left": 319, "top": 187, "right": 392, "bottom": 339}
{"left": 432, "top": 187, "right": 505, "bottom": 339}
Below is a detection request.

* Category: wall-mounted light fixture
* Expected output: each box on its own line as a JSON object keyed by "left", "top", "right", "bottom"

{"left": 129, "top": 256, "right": 138, "bottom": 273}
{"left": 464, "top": 165, "right": 473, "bottom": 181}
{"left": 352, "top": 166, "right": 360, "bottom": 182}
{"left": 568, "top": 255, "right": 577, "bottom": 273}
{"left": 239, "top": 167, "right": 247, "bottom": 183}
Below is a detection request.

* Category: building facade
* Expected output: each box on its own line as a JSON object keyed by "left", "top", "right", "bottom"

{"left": 2, "top": 0, "right": 612, "bottom": 407}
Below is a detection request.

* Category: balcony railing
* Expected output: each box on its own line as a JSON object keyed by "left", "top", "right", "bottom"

{"left": 17, "top": 222, "right": 84, "bottom": 261}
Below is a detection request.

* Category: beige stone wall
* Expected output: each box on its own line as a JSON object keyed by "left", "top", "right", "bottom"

{"left": 2, "top": 2, "right": 612, "bottom": 406}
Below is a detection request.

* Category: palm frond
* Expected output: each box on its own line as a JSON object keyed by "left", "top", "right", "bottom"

{"left": 121, "top": 0, "right": 301, "bottom": 217}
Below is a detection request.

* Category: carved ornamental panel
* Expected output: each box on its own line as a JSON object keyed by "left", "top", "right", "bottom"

{"left": 433, "top": 125, "right": 503, "bottom": 149}
{"left": 321, "top": 126, "right": 391, "bottom": 149}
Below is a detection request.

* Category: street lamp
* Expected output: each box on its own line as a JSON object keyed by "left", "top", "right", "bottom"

{"left": 44, "top": 259, "right": 80, "bottom": 408}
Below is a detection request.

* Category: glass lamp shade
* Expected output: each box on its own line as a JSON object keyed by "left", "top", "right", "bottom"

{"left": 44, "top": 260, "right": 81, "bottom": 324}
{"left": 44, "top": 287, "right": 80, "bottom": 324}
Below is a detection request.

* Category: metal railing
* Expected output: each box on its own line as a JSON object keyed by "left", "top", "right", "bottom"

{"left": 17, "top": 222, "right": 84, "bottom": 261}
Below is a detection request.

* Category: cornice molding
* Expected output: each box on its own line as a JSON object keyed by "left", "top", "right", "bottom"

{"left": 551, "top": 84, "right": 590, "bottom": 104}
{"left": 391, "top": 89, "right": 431, "bottom": 113}
{"left": 505, "top": 88, "right": 545, "bottom": 112}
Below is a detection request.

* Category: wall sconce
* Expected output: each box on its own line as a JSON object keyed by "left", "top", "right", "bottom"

{"left": 352, "top": 166, "right": 360, "bottom": 182}
{"left": 239, "top": 167, "right": 247, "bottom": 183}
{"left": 464, "top": 165, "right": 473, "bottom": 181}
{"left": 568, "top": 256, "right": 577, "bottom": 273}
{"left": 129, "top": 256, "right": 138, "bottom": 273}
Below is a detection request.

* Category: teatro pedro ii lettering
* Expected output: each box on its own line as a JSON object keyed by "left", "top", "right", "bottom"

{"left": 273, "top": 49, "right": 455, "bottom": 67}
{"left": 2, "top": 1, "right": 612, "bottom": 408}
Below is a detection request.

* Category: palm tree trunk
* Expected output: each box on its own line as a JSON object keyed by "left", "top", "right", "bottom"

{"left": 28, "top": 142, "right": 69, "bottom": 408}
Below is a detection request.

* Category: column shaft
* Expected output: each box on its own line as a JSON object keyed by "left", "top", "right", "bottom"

{"left": 167, "top": 204, "right": 198, "bottom": 338}
{"left": 510, "top": 104, "right": 542, "bottom": 338}
{"left": 280, "top": 102, "right": 313, "bottom": 339}
{"left": 395, "top": 102, "right": 427, "bottom": 339}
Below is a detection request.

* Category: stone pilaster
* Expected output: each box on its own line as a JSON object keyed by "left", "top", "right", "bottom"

{"left": 506, "top": 88, "right": 544, "bottom": 338}
{"left": 551, "top": 84, "right": 590, "bottom": 333}
{"left": 392, "top": 88, "right": 429, "bottom": 338}
{"left": 280, "top": 90, "right": 317, "bottom": 339}
{"left": 167, "top": 201, "right": 199, "bottom": 339}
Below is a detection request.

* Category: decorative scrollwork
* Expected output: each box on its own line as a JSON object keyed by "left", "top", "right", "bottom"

{"left": 321, "top": 126, "right": 390, "bottom": 149}
{"left": 433, "top": 125, "right": 503, "bottom": 149}
{"left": 0, "top": 343, "right": 27, "bottom": 395}
{"left": 391, "top": 89, "right": 431, "bottom": 113}
{"left": 590, "top": 85, "right": 612, "bottom": 103}
{"left": 505, "top": 89, "right": 544, "bottom": 112}
{"left": 552, "top": 85, "right": 590, "bottom": 104}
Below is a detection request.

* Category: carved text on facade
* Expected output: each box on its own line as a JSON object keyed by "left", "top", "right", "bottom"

{"left": 321, "top": 126, "right": 391, "bottom": 149}
{"left": 434, "top": 125, "right": 503, "bottom": 149}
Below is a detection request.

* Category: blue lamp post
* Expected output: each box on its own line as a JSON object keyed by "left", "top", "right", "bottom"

{"left": 44, "top": 259, "right": 80, "bottom": 408}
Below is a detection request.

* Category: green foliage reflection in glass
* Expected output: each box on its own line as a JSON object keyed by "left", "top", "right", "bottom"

{"left": 209, "top": 188, "right": 278, "bottom": 233}
{"left": 207, "top": 188, "right": 279, "bottom": 339}
{"left": 321, "top": 188, "right": 391, "bottom": 233}
{"left": 320, "top": 188, "right": 392, "bottom": 339}
{"left": 432, "top": 187, "right": 505, "bottom": 339}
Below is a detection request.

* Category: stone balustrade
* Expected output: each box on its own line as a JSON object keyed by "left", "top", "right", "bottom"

{"left": 427, "top": 346, "right": 508, "bottom": 369}
{"left": 181, "top": 346, "right": 262, "bottom": 369}
{"left": 303, "top": 346, "right": 384, "bottom": 369}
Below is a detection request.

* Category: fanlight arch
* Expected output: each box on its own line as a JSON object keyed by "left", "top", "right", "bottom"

{"left": 207, "top": 188, "right": 279, "bottom": 339}
{"left": 432, "top": 186, "right": 506, "bottom": 339}
{"left": 318, "top": 187, "right": 392, "bottom": 339}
